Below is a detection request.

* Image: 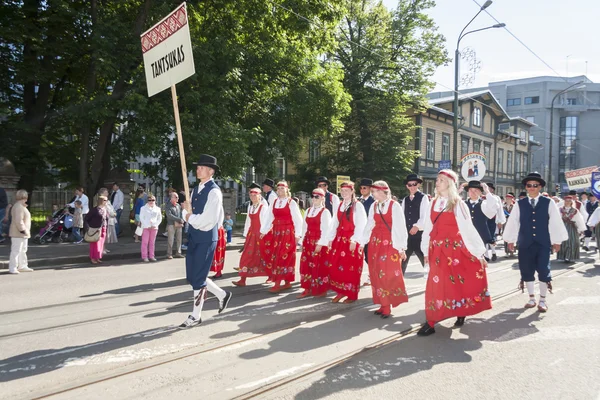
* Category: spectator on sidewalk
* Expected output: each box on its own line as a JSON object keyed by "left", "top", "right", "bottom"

{"left": 71, "top": 200, "right": 84, "bottom": 244}
{"left": 224, "top": 213, "right": 234, "bottom": 244}
{"left": 67, "top": 187, "right": 89, "bottom": 217}
{"left": 86, "top": 196, "right": 108, "bottom": 265}
{"left": 99, "top": 188, "right": 118, "bottom": 252}
{"left": 8, "top": 190, "right": 33, "bottom": 274}
{"left": 133, "top": 188, "right": 145, "bottom": 243}
{"left": 139, "top": 195, "right": 162, "bottom": 262}
{"left": 2, "top": 203, "right": 12, "bottom": 242}
{"left": 166, "top": 192, "right": 184, "bottom": 259}
{"left": 111, "top": 183, "right": 124, "bottom": 236}
{"left": 0, "top": 187, "right": 8, "bottom": 243}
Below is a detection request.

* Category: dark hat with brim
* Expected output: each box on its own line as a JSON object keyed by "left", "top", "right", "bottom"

{"left": 466, "top": 180, "right": 483, "bottom": 191}
{"left": 519, "top": 191, "right": 527, "bottom": 197}
{"left": 262, "top": 178, "right": 275, "bottom": 188}
{"left": 568, "top": 190, "right": 577, "bottom": 195}
{"left": 521, "top": 172, "right": 546, "bottom": 187}
{"left": 359, "top": 178, "right": 373, "bottom": 187}
{"left": 249, "top": 182, "right": 261, "bottom": 190}
{"left": 485, "top": 182, "right": 495, "bottom": 190}
{"left": 404, "top": 173, "right": 423, "bottom": 184}
{"left": 315, "top": 176, "right": 330, "bottom": 185}
{"left": 193, "top": 154, "right": 219, "bottom": 173}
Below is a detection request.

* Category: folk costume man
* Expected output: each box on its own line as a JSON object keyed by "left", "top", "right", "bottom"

{"left": 262, "top": 179, "right": 277, "bottom": 206}
{"left": 583, "top": 194, "right": 599, "bottom": 250}
{"left": 463, "top": 181, "right": 500, "bottom": 262}
{"left": 400, "top": 174, "right": 429, "bottom": 274}
{"left": 358, "top": 178, "right": 375, "bottom": 286}
{"left": 503, "top": 192, "right": 516, "bottom": 257}
{"left": 503, "top": 172, "right": 568, "bottom": 313}
{"left": 587, "top": 205, "right": 600, "bottom": 258}
{"left": 180, "top": 155, "right": 233, "bottom": 329}
{"left": 315, "top": 176, "right": 340, "bottom": 216}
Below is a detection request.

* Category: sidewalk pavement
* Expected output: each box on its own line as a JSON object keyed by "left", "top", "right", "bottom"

{"left": 0, "top": 230, "right": 245, "bottom": 269}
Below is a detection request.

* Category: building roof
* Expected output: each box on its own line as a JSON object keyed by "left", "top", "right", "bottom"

{"left": 489, "top": 75, "right": 594, "bottom": 86}
{"left": 509, "top": 116, "right": 537, "bottom": 127}
{"left": 428, "top": 89, "right": 511, "bottom": 120}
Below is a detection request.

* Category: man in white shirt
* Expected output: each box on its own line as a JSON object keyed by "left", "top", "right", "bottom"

{"left": 179, "top": 155, "right": 232, "bottom": 329}
{"left": 262, "top": 178, "right": 277, "bottom": 205}
{"left": 315, "top": 176, "right": 340, "bottom": 216}
{"left": 401, "top": 174, "right": 429, "bottom": 274}
{"left": 503, "top": 172, "right": 568, "bottom": 313}
{"left": 111, "top": 182, "right": 124, "bottom": 236}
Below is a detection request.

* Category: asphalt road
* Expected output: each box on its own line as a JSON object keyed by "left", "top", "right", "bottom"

{"left": 0, "top": 246, "right": 598, "bottom": 400}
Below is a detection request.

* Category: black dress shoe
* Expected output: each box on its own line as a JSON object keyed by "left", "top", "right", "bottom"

{"left": 218, "top": 291, "right": 232, "bottom": 314}
{"left": 491, "top": 254, "right": 497, "bottom": 262}
{"left": 454, "top": 317, "right": 466, "bottom": 327}
{"left": 417, "top": 323, "right": 436, "bottom": 336}
{"left": 374, "top": 310, "right": 383, "bottom": 315}
{"left": 380, "top": 313, "right": 391, "bottom": 319}
{"left": 582, "top": 246, "right": 590, "bottom": 251}
{"left": 484, "top": 256, "right": 490, "bottom": 262}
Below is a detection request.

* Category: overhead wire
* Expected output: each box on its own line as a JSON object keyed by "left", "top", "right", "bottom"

{"left": 269, "top": 0, "right": 600, "bottom": 157}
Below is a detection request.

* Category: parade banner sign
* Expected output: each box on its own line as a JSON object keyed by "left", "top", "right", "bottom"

{"left": 140, "top": 3, "right": 196, "bottom": 201}
{"left": 460, "top": 152, "right": 487, "bottom": 182}
{"left": 141, "top": 3, "right": 195, "bottom": 97}
{"left": 336, "top": 175, "right": 351, "bottom": 194}
{"left": 565, "top": 166, "right": 598, "bottom": 190}
{"left": 591, "top": 172, "right": 600, "bottom": 199}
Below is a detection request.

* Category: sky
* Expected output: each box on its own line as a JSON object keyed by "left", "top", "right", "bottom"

{"left": 382, "top": 0, "right": 600, "bottom": 91}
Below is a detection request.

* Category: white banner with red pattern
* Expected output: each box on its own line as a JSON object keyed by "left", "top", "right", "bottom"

{"left": 140, "top": 2, "right": 195, "bottom": 97}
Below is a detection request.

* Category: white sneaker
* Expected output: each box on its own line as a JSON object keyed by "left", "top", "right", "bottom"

{"left": 8, "top": 269, "right": 19, "bottom": 274}
{"left": 17, "top": 267, "right": 33, "bottom": 272}
{"left": 150, "top": 258, "right": 157, "bottom": 262}
{"left": 105, "top": 249, "right": 111, "bottom": 253}
{"left": 179, "top": 315, "right": 201, "bottom": 329}
{"left": 143, "top": 258, "right": 149, "bottom": 263}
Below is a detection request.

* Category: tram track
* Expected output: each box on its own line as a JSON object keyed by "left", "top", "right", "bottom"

{"left": 24, "top": 260, "right": 586, "bottom": 400}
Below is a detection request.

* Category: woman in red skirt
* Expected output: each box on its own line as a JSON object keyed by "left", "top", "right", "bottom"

{"left": 260, "top": 181, "right": 303, "bottom": 293}
{"left": 363, "top": 181, "right": 409, "bottom": 318}
{"left": 326, "top": 181, "right": 367, "bottom": 303}
{"left": 298, "top": 188, "right": 332, "bottom": 298}
{"left": 233, "top": 187, "right": 269, "bottom": 286}
{"left": 418, "top": 169, "right": 491, "bottom": 336}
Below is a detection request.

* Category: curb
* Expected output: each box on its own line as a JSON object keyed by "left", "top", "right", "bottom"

{"left": 0, "top": 244, "right": 244, "bottom": 270}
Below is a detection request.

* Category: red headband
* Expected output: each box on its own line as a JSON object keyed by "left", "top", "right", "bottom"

{"left": 277, "top": 183, "right": 288, "bottom": 188}
{"left": 312, "top": 191, "right": 324, "bottom": 197}
{"left": 564, "top": 195, "right": 573, "bottom": 200}
{"left": 439, "top": 171, "right": 456, "bottom": 183}
{"left": 371, "top": 185, "right": 389, "bottom": 191}
{"left": 340, "top": 182, "right": 354, "bottom": 189}
{"left": 249, "top": 188, "right": 261, "bottom": 194}
{"left": 505, "top": 194, "right": 514, "bottom": 199}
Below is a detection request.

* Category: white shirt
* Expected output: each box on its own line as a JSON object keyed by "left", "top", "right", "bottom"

{"left": 325, "top": 200, "right": 367, "bottom": 245}
{"left": 420, "top": 197, "right": 487, "bottom": 258}
{"left": 561, "top": 207, "right": 587, "bottom": 233}
{"left": 111, "top": 189, "right": 124, "bottom": 210}
{"left": 401, "top": 192, "right": 430, "bottom": 230}
{"left": 364, "top": 200, "right": 408, "bottom": 252}
{"left": 503, "top": 195, "right": 569, "bottom": 245}
{"left": 266, "top": 191, "right": 278, "bottom": 206}
{"left": 243, "top": 199, "right": 269, "bottom": 237}
{"left": 465, "top": 196, "right": 497, "bottom": 219}
{"left": 326, "top": 192, "right": 341, "bottom": 217}
{"left": 587, "top": 207, "right": 600, "bottom": 228}
{"left": 182, "top": 179, "right": 223, "bottom": 231}
{"left": 489, "top": 193, "right": 506, "bottom": 224}
{"left": 260, "top": 197, "right": 304, "bottom": 238}
{"left": 69, "top": 194, "right": 89, "bottom": 215}
{"left": 576, "top": 200, "right": 589, "bottom": 221}
{"left": 139, "top": 204, "right": 162, "bottom": 229}
{"left": 302, "top": 205, "right": 332, "bottom": 246}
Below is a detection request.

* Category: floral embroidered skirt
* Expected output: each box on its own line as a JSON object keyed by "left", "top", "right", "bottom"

{"left": 239, "top": 229, "right": 268, "bottom": 277}
{"left": 262, "top": 222, "right": 296, "bottom": 282}
{"left": 425, "top": 235, "right": 492, "bottom": 323}
{"left": 327, "top": 230, "right": 364, "bottom": 300}
{"left": 300, "top": 234, "right": 330, "bottom": 295}
{"left": 368, "top": 230, "right": 408, "bottom": 308}
{"left": 210, "top": 227, "right": 226, "bottom": 274}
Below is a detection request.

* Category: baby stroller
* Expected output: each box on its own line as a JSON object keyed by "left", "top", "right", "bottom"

{"left": 34, "top": 207, "right": 74, "bottom": 244}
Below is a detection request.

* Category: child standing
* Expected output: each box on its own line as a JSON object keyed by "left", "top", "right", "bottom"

{"left": 72, "top": 201, "right": 84, "bottom": 244}
{"left": 224, "top": 213, "right": 234, "bottom": 244}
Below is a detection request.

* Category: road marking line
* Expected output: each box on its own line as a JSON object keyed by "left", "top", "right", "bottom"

{"left": 558, "top": 296, "right": 600, "bottom": 305}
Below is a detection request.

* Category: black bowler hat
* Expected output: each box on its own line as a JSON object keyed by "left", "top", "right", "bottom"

{"left": 315, "top": 176, "right": 330, "bottom": 186}
{"left": 359, "top": 178, "right": 373, "bottom": 187}
{"left": 404, "top": 173, "right": 423, "bottom": 184}
{"left": 193, "top": 154, "right": 219, "bottom": 172}
{"left": 485, "top": 182, "right": 495, "bottom": 190}
{"left": 262, "top": 178, "right": 275, "bottom": 189}
{"left": 249, "top": 182, "right": 261, "bottom": 190}
{"left": 519, "top": 191, "right": 527, "bottom": 198}
{"left": 521, "top": 172, "right": 546, "bottom": 187}
{"left": 466, "top": 180, "right": 483, "bottom": 191}
{"left": 568, "top": 190, "right": 578, "bottom": 196}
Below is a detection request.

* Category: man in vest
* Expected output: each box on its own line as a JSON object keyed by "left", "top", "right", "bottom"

{"left": 358, "top": 178, "right": 375, "bottom": 285}
{"left": 503, "top": 172, "right": 568, "bottom": 313}
{"left": 483, "top": 182, "right": 506, "bottom": 261}
{"left": 262, "top": 178, "right": 277, "bottom": 205}
{"left": 401, "top": 173, "right": 429, "bottom": 274}
{"left": 583, "top": 194, "right": 599, "bottom": 251}
{"left": 463, "top": 181, "right": 499, "bottom": 262}
{"left": 180, "top": 154, "right": 233, "bottom": 328}
{"left": 315, "top": 176, "right": 340, "bottom": 216}
{"left": 503, "top": 192, "right": 516, "bottom": 257}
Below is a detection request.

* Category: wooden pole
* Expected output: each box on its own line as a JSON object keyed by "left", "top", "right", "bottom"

{"left": 171, "top": 84, "right": 190, "bottom": 203}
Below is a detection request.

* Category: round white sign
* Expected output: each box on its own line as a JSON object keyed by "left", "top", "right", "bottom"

{"left": 460, "top": 152, "right": 487, "bottom": 182}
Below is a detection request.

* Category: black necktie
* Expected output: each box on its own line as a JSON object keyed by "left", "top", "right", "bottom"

{"left": 530, "top": 198, "right": 535, "bottom": 208}
{"left": 111, "top": 191, "right": 116, "bottom": 204}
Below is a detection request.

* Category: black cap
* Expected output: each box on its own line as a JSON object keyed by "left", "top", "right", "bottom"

{"left": 521, "top": 172, "right": 546, "bottom": 187}
{"left": 315, "top": 176, "right": 330, "bottom": 185}
{"left": 262, "top": 178, "right": 275, "bottom": 188}
{"left": 466, "top": 180, "right": 483, "bottom": 191}
{"left": 249, "top": 182, "right": 261, "bottom": 190}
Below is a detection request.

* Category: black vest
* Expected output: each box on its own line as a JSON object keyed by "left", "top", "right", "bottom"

{"left": 403, "top": 192, "right": 424, "bottom": 229}
{"left": 586, "top": 201, "right": 599, "bottom": 221}
{"left": 466, "top": 198, "right": 493, "bottom": 243}
{"left": 325, "top": 192, "right": 334, "bottom": 215}
{"left": 360, "top": 195, "right": 375, "bottom": 217}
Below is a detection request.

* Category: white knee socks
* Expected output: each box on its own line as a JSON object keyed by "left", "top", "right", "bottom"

{"left": 206, "top": 278, "right": 226, "bottom": 301}
{"left": 192, "top": 288, "right": 207, "bottom": 320}
{"left": 539, "top": 281, "right": 548, "bottom": 298}
{"left": 526, "top": 281, "right": 535, "bottom": 296}
{"left": 584, "top": 237, "right": 591, "bottom": 247}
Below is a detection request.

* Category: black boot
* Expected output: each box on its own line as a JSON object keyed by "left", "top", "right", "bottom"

{"left": 454, "top": 317, "right": 466, "bottom": 327}
{"left": 417, "top": 322, "right": 435, "bottom": 336}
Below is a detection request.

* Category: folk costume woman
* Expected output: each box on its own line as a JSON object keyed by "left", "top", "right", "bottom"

{"left": 298, "top": 188, "right": 332, "bottom": 298}
{"left": 362, "top": 181, "right": 409, "bottom": 318}
{"left": 233, "top": 187, "right": 269, "bottom": 286}
{"left": 418, "top": 170, "right": 492, "bottom": 336}
{"left": 260, "top": 181, "right": 303, "bottom": 293}
{"left": 325, "top": 181, "right": 367, "bottom": 304}
{"left": 557, "top": 195, "right": 586, "bottom": 263}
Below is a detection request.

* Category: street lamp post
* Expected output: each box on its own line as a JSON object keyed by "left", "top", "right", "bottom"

{"left": 452, "top": 0, "right": 504, "bottom": 171}
{"left": 548, "top": 81, "right": 585, "bottom": 192}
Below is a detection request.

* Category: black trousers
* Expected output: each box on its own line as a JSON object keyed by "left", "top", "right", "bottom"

{"left": 402, "top": 231, "right": 425, "bottom": 274}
